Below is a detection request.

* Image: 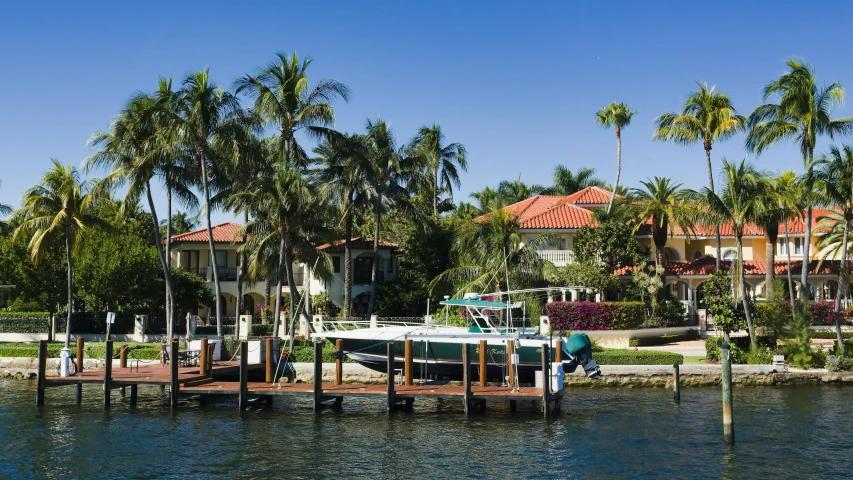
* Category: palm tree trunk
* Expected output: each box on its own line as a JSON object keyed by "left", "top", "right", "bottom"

{"left": 802, "top": 149, "right": 814, "bottom": 302}
{"left": 165, "top": 186, "right": 173, "bottom": 338}
{"left": 265, "top": 279, "right": 271, "bottom": 312}
{"left": 784, "top": 221, "right": 796, "bottom": 316}
{"left": 433, "top": 162, "right": 439, "bottom": 218}
{"left": 737, "top": 235, "right": 756, "bottom": 351}
{"left": 64, "top": 229, "right": 73, "bottom": 349}
{"left": 833, "top": 217, "right": 849, "bottom": 356}
{"left": 199, "top": 154, "right": 223, "bottom": 338}
{"left": 343, "top": 196, "right": 353, "bottom": 316}
{"left": 764, "top": 229, "right": 777, "bottom": 300}
{"left": 145, "top": 181, "right": 174, "bottom": 339}
{"left": 607, "top": 126, "right": 621, "bottom": 213}
{"left": 705, "top": 146, "right": 722, "bottom": 270}
{"left": 283, "top": 231, "right": 311, "bottom": 334}
{"left": 367, "top": 195, "right": 382, "bottom": 318}
{"left": 235, "top": 210, "right": 247, "bottom": 335}
{"left": 272, "top": 235, "right": 286, "bottom": 337}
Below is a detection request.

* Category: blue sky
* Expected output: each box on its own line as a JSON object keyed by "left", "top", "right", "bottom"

{"left": 3, "top": 1, "right": 853, "bottom": 224}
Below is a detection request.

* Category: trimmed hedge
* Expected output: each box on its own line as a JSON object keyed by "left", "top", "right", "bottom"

{"left": 0, "top": 342, "right": 162, "bottom": 360}
{"left": 0, "top": 312, "right": 51, "bottom": 318}
{"left": 595, "top": 349, "right": 683, "bottom": 365}
{"left": 809, "top": 330, "right": 853, "bottom": 339}
{"left": 0, "top": 318, "right": 50, "bottom": 333}
{"left": 628, "top": 331, "right": 700, "bottom": 347}
{"left": 546, "top": 302, "right": 646, "bottom": 331}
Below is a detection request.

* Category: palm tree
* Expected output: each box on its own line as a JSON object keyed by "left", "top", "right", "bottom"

{"left": 86, "top": 94, "right": 183, "bottom": 338}
{"left": 751, "top": 173, "right": 787, "bottom": 300}
{"left": 233, "top": 51, "right": 349, "bottom": 169}
{"left": 813, "top": 145, "right": 853, "bottom": 355}
{"left": 596, "top": 102, "right": 637, "bottom": 213}
{"left": 431, "top": 207, "right": 552, "bottom": 298}
{"left": 412, "top": 125, "right": 467, "bottom": 217}
{"left": 747, "top": 59, "right": 853, "bottom": 300}
{"left": 696, "top": 159, "right": 767, "bottom": 350}
{"left": 160, "top": 210, "right": 198, "bottom": 237}
{"left": 11, "top": 161, "right": 109, "bottom": 348}
{"left": 629, "top": 177, "right": 697, "bottom": 267}
{"left": 174, "top": 69, "right": 252, "bottom": 338}
{"left": 0, "top": 179, "right": 12, "bottom": 231}
{"left": 654, "top": 82, "right": 746, "bottom": 270}
{"left": 544, "top": 165, "right": 605, "bottom": 195}
{"left": 470, "top": 186, "right": 502, "bottom": 213}
{"left": 496, "top": 178, "right": 544, "bottom": 204}
{"left": 776, "top": 171, "right": 805, "bottom": 304}
{"left": 314, "top": 134, "right": 371, "bottom": 315}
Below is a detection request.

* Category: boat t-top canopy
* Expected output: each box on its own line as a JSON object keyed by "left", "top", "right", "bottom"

{"left": 439, "top": 299, "right": 509, "bottom": 309}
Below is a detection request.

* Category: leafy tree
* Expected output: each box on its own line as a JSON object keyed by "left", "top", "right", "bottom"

{"left": 11, "top": 161, "right": 110, "bottom": 348}
{"left": 703, "top": 271, "right": 746, "bottom": 336}
{"left": 747, "top": 59, "right": 853, "bottom": 299}
{"left": 573, "top": 215, "right": 647, "bottom": 274}
{"left": 412, "top": 125, "right": 467, "bottom": 217}
{"left": 654, "top": 82, "right": 746, "bottom": 269}
{"left": 633, "top": 264, "right": 665, "bottom": 317}
{"left": 0, "top": 233, "right": 66, "bottom": 312}
{"left": 596, "top": 102, "right": 637, "bottom": 212}
{"left": 170, "top": 268, "right": 215, "bottom": 319}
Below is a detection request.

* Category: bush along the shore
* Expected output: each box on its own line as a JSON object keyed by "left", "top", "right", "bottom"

{"left": 595, "top": 349, "right": 683, "bottom": 365}
{"left": 0, "top": 342, "right": 162, "bottom": 360}
{"left": 545, "top": 301, "right": 646, "bottom": 331}
{"left": 628, "top": 331, "right": 700, "bottom": 347}
{"left": 705, "top": 336, "right": 777, "bottom": 364}
{"left": 752, "top": 301, "right": 853, "bottom": 327}
{"left": 826, "top": 355, "right": 853, "bottom": 372}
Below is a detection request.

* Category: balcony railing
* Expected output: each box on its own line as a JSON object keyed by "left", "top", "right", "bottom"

{"left": 537, "top": 250, "right": 575, "bottom": 266}
{"left": 216, "top": 267, "right": 238, "bottom": 281}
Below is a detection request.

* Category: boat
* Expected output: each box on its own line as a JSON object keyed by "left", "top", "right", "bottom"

{"left": 312, "top": 295, "right": 601, "bottom": 384}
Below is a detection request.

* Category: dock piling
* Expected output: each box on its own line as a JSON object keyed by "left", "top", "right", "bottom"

{"left": 199, "top": 337, "right": 209, "bottom": 377}
{"left": 335, "top": 339, "right": 343, "bottom": 386}
{"left": 479, "top": 340, "right": 487, "bottom": 387}
{"left": 404, "top": 339, "right": 413, "bottom": 386}
{"left": 104, "top": 340, "right": 113, "bottom": 409}
{"left": 265, "top": 337, "right": 273, "bottom": 383}
{"left": 76, "top": 337, "right": 84, "bottom": 373}
{"left": 386, "top": 342, "right": 396, "bottom": 412}
{"left": 507, "top": 340, "right": 516, "bottom": 391}
{"left": 239, "top": 341, "right": 249, "bottom": 411}
{"left": 170, "top": 339, "right": 179, "bottom": 409}
{"left": 129, "top": 385, "right": 137, "bottom": 407}
{"left": 542, "top": 343, "right": 550, "bottom": 418}
{"left": 36, "top": 340, "right": 47, "bottom": 406}
{"left": 312, "top": 341, "right": 322, "bottom": 412}
{"left": 673, "top": 363, "right": 680, "bottom": 403}
{"left": 119, "top": 345, "right": 128, "bottom": 397}
{"left": 555, "top": 339, "right": 562, "bottom": 363}
{"left": 463, "top": 343, "right": 472, "bottom": 414}
{"left": 721, "top": 339, "right": 734, "bottom": 445}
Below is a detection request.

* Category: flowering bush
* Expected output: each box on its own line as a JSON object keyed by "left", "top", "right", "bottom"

{"left": 752, "top": 301, "right": 853, "bottom": 327}
{"left": 545, "top": 302, "right": 646, "bottom": 331}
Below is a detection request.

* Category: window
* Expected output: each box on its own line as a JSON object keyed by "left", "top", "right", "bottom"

{"left": 692, "top": 251, "right": 703, "bottom": 260}
{"left": 354, "top": 257, "right": 373, "bottom": 284}
{"left": 387, "top": 256, "right": 393, "bottom": 273}
{"left": 779, "top": 240, "right": 788, "bottom": 255}
{"left": 794, "top": 238, "right": 803, "bottom": 255}
{"left": 210, "top": 250, "right": 226, "bottom": 267}
{"left": 557, "top": 237, "right": 567, "bottom": 250}
{"left": 722, "top": 249, "right": 737, "bottom": 261}
{"left": 332, "top": 256, "right": 341, "bottom": 273}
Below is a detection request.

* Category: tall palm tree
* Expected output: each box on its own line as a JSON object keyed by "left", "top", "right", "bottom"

{"left": 86, "top": 94, "right": 184, "bottom": 338}
{"left": 596, "top": 102, "right": 637, "bottom": 213}
{"left": 654, "top": 82, "right": 746, "bottom": 270}
{"left": 412, "top": 125, "right": 468, "bottom": 217}
{"left": 696, "top": 159, "right": 767, "bottom": 350}
{"left": 747, "top": 59, "right": 853, "bottom": 300}
{"left": 12, "top": 161, "right": 109, "bottom": 348}
{"left": 544, "top": 165, "right": 605, "bottom": 195}
{"left": 751, "top": 173, "right": 787, "bottom": 300}
{"left": 775, "top": 171, "right": 805, "bottom": 304}
{"left": 233, "top": 51, "right": 349, "bottom": 169}
{"left": 0, "top": 179, "right": 11, "bottom": 217}
{"left": 470, "top": 186, "right": 502, "bottom": 213}
{"left": 813, "top": 145, "right": 853, "bottom": 356}
{"left": 160, "top": 210, "right": 199, "bottom": 237}
{"left": 314, "top": 134, "right": 370, "bottom": 315}
{"left": 496, "top": 178, "right": 544, "bottom": 204}
{"left": 629, "top": 177, "right": 697, "bottom": 267}
{"left": 173, "top": 69, "right": 253, "bottom": 337}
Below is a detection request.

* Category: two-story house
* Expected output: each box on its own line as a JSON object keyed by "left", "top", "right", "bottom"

{"left": 501, "top": 186, "right": 848, "bottom": 315}
{"left": 169, "top": 223, "right": 399, "bottom": 319}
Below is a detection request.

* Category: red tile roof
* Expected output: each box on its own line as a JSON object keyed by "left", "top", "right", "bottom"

{"left": 170, "top": 222, "right": 241, "bottom": 243}
{"left": 317, "top": 237, "right": 399, "bottom": 251}
{"left": 564, "top": 186, "right": 616, "bottom": 205}
{"left": 616, "top": 258, "right": 851, "bottom": 277}
{"left": 520, "top": 203, "right": 595, "bottom": 229}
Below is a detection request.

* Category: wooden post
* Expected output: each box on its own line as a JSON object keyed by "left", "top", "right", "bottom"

{"left": 335, "top": 339, "right": 343, "bottom": 386}
{"left": 239, "top": 341, "right": 249, "bottom": 411}
{"left": 721, "top": 338, "right": 734, "bottom": 445}
{"left": 207, "top": 344, "right": 213, "bottom": 373}
{"left": 386, "top": 342, "right": 396, "bottom": 412}
{"left": 129, "top": 384, "right": 138, "bottom": 407}
{"left": 673, "top": 363, "right": 681, "bottom": 403}
{"left": 463, "top": 343, "right": 472, "bottom": 414}
{"left": 507, "top": 340, "right": 516, "bottom": 392}
{"left": 313, "top": 341, "right": 323, "bottom": 412}
{"left": 103, "top": 340, "right": 113, "bottom": 409}
{"left": 479, "top": 339, "right": 487, "bottom": 387}
{"left": 555, "top": 339, "right": 563, "bottom": 363}
{"left": 76, "top": 337, "right": 84, "bottom": 373}
{"left": 36, "top": 340, "right": 47, "bottom": 406}
{"left": 199, "top": 337, "right": 209, "bottom": 377}
{"left": 542, "top": 343, "right": 551, "bottom": 418}
{"left": 119, "top": 345, "right": 128, "bottom": 368}
{"left": 170, "top": 339, "right": 179, "bottom": 409}
{"left": 404, "top": 339, "right": 413, "bottom": 386}
{"left": 265, "top": 337, "right": 274, "bottom": 383}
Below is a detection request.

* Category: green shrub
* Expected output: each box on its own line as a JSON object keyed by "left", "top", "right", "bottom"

{"left": 704, "top": 336, "right": 776, "bottom": 364}
{"left": 629, "top": 331, "right": 699, "bottom": 347}
{"left": 810, "top": 330, "right": 853, "bottom": 339}
{"left": 0, "top": 342, "right": 162, "bottom": 360}
{"left": 747, "top": 347, "right": 773, "bottom": 365}
{"left": 0, "top": 317, "right": 51, "bottom": 333}
{"left": 826, "top": 355, "right": 853, "bottom": 372}
{"left": 594, "top": 349, "right": 683, "bottom": 365}
{"left": 0, "top": 311, "right": 51, "bottom": 318}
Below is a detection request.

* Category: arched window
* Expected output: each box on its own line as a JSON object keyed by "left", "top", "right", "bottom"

{"left": 692, "top": 251, "right": 703, "bottom": 260}
{"left": 722, "top": 249, "right": 737, "bottom": 261}
{"left": 663, "top": 247, "right": 680, "bottom": 261}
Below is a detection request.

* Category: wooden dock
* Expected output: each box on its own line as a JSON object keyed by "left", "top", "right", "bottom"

{"left": 35, "top": 338, "right": 564, "bottom": 417}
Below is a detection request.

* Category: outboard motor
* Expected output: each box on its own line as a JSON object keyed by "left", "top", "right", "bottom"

{"left": 562, "top": 333, "right": 601, "bottom": 379}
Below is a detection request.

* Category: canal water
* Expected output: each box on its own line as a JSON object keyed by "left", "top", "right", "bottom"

{"left": 1, "top": 380, "right": 850, "bottom": 479}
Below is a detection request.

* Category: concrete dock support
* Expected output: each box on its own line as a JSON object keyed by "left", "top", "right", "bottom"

{"left": 239, "top": 341, "right": 249, "bottom": 411}
{"left": 386, "top": 342, "right": 395, "bottom": 412}
{"left": 36, "top": 340, "right": 47, "bottom": 406}
{"left": 313, "top": 341, "right": 323, "bottom": 412}
{"left": 103, "top": 340, "right": 113, "bottom": 409}
{"left": 463, "top": 343, "right": 472, "bottom": 414}
{"left": 541, "top": 343, "right": 550, "bottom": 418}
{"left": 170, "top": 340, "right": 179, "bottom": 409}
{"left": 673, "top": 363, "right": 681, "bottom": 403}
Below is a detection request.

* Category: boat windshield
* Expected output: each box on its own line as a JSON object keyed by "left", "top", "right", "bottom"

{"left": 440, "top": 298, "right": 512, "bottom": 334}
